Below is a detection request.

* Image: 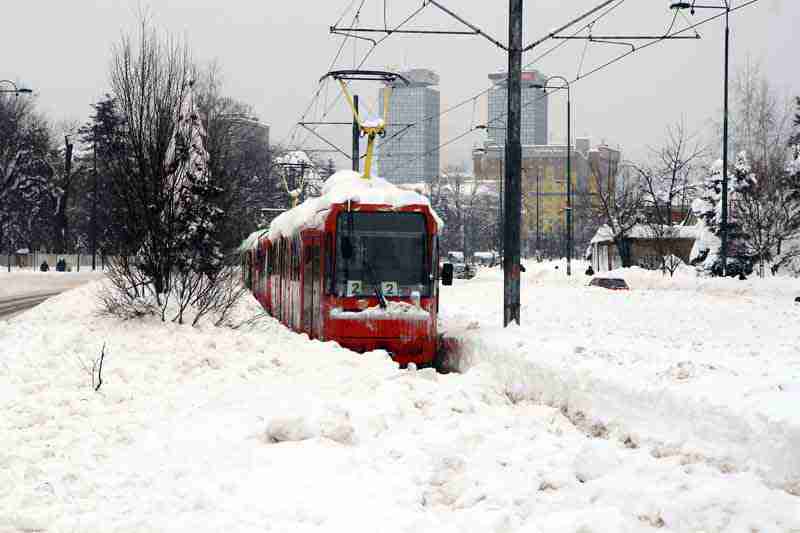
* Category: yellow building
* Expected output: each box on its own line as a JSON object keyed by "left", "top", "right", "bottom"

{"left": 472, "top": 140, "right": 621, "bottom": 255}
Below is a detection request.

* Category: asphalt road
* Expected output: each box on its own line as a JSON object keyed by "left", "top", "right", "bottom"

{"left": 0, "top": 291, "right": 65, "bottom": 320}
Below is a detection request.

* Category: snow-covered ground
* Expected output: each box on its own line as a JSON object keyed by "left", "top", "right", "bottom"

{"left": 447, "top": 261, "right": 800, "bottom": 493}
{"left": 1, "top": 266, "right": 799, "bottom": 532}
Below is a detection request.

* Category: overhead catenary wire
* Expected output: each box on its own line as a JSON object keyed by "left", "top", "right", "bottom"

{"left": 377, "top": 0, "right": 628, "bottom": 154}
{"left": 390, "top": 0, "right": 760, "bottom": 175}
{"left": 294, "top": 2, "right": 430, "bottom": 150}
{"left": 300, "top": 0, "right": 625, "bottom": 156}
{"left": 280, "top": 0, "right": 368, "bottom": 148}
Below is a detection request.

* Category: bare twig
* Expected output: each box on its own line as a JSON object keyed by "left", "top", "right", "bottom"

{"left": 93, "top": 343, "right": 106, "bottom": 391}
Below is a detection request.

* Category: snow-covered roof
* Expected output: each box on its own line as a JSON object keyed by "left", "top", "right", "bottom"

{"left": 267, "top": 170, "right": 443, "bottom": 241}
{"left": 474, "top": 251, "right": 497, "bottom": 259}
{"left": 590, "top": 224, "right": 698, "bottom": 245}
{"left": 275, "top": 150, "right": 313, "bottom": 166}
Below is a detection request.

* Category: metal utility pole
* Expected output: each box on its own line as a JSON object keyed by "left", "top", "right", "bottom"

{"left": 536, "top": 167, "right": 540, "bottom": 257}
{"left": 533, "top": 76, "right": 571, "bottom": 274}
{"left": 566, "top": 88, "right": 572, "bottom": 276}
{"left": 668, "top": 1, "right": 732, "bottom": 275}
{"left": 498, "top": 158, "right": 504, "bottom": 256}
{"left": 721, "top": 5, "right": 730, "bottom": 276}
{"left": 62, "top": 135, "right": 73, "bottom": 255}
{"left": 504, "top": 0, "right": 523, "bottom": 326}
{"left": 352, "top": 94, "right": 360, "bottom": 172}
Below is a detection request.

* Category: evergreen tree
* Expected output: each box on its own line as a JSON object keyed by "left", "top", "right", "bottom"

{"left": 168, "top": 81, "right": 223, "bottom": 276}
{"left": 691, "top": 152, "right": 757, "bottom": 276}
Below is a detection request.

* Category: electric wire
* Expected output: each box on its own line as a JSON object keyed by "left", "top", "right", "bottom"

{"left": 390, "top": 0, "right": 759, "bottom": 175}
{"left": 280, "top": 0, "right": 367, "bottom": 148}
{"left": 377, "top": 0, "right": 628, "bottom": 154}
{"left": 294, "top": 2, "right": 430, "bottom": 150}
{"left": 301, "top": 0, "right": 624, "bottom": 154}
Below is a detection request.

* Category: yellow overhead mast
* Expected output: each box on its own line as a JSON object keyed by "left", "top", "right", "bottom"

{"left": 321, "top": 70, "right": 410, "bottom": 181}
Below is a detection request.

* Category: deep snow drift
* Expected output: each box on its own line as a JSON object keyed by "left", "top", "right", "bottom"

{"left": 446, "top": 261, "right": 800, "bottom": 494}
{"left": 1, "top": 269, "right": 799, "bottom": 532}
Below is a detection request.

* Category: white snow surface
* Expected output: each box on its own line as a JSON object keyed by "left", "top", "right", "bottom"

{"left": 1, "top": 269, "right": 799, "bottom": 531}
{"left": 361, "top": 117, "right": 385, "bottom": 129}
{"left": 330, "top": 301, "right": 430, "bottom": 321}
{"left": 446, "top": 261, "right": 800, "bottom": 495}
{"left": 267, "top": 170, "right": 442, "bottom": 241}
{"left": 0, "top": 270, "right": 105, "bottom": 299}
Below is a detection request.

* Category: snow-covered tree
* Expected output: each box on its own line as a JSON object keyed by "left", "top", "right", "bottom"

{"left": 169, "top": 80, "right": 223, "bottom": 276}
{"left": 430, "top": 167, "right": 499, "bottom": 262}
{"left": 636, "top": 122, "right": 704, "bottom": 275}
{"left": 588, "top": 156, "right": 645, "bottom": 268}
{"left": 194, "top": 64, "right": 279, "bottom": 250}
{"left": 691, "top": 152, "right": 757, "bottom": 276}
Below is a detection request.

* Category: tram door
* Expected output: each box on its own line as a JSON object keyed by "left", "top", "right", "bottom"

{"left": 303, "top": 236, "right": 322, "bottom": 339}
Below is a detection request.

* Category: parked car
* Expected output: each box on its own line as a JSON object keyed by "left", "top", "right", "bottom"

{"left": 588, "top": 277, "right": 629, "bottom": 290}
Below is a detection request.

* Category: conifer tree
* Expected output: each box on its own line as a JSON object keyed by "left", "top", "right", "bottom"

{"left": 691, "top": 152, "right": 757, "bottom": 276}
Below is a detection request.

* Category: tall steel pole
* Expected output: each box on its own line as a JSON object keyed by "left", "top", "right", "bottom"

{"left": 536, "top": 167, "right": 540, "bottom": 256}
{"left": 352, "top": 94, "right": 360, "bottom": 172}
{"left": 566, "top": 87, "right": 572, "bottom": 276}
{"left": 504, "top": 0, "right": 523, "bottom": 326}
{"left": 720, "top": 5, "right": 730, "bottom": 276}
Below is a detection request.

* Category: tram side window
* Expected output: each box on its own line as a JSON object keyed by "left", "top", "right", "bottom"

{"left": 292, "top": 239, "right": 297, "bottom": 281}
{"left": 432, "top": 235, "right": 439, "bottom": 280}
{"left": 294, "top": 239, "right": 301, "bottom": 281}
{"left": 325, "top": 234, "right": 334, "bottom": 294}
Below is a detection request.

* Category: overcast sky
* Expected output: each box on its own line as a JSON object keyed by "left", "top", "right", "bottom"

{"left": 2, "top": 0, "right": 796, "bottom": 169}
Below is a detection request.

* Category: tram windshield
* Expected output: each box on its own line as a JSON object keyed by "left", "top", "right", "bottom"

{"left": 335, "top": 212, "right": 432, "bottom": 298}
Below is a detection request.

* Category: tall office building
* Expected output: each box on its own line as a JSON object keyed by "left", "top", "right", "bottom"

{"left": 486, "top": 70, "right": 548, "bottom": 147}
{"left": 378, "top": 69, "right": 440, "bottom": 184}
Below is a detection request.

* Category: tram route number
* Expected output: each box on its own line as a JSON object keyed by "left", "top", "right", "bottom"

{"left": 346, "top": 280, "right": 399, "bottom": 297}
{"left": 381, "top": 281, "right": 398, "bottom": 296}
{"left": 346, "top": 280, "right": 362, "bottom": 296}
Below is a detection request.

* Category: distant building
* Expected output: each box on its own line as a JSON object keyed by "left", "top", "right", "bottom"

{"left": 589, "top": 224, "right": 698, "bottom": 272}
{"left": 378, "top": 69, "right": 440, "bottom": 184}
{"left": 486, "top": 70, "right": 548, "bottom": 147}
{"left": 473, "top": 139, "right": 622, "bottom": 256}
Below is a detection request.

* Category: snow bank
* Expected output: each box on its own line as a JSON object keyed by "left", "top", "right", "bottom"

{"left": 444, "top": 261, "right": 800, "bottom": 493}
{"left": 267, "top": 170, "right": 442, "bottom": 241}
{"left": 1, "top": 279, "right": 799, "bottom": 530}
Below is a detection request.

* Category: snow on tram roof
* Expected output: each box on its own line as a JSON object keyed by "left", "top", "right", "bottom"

{"left": 239, "top": 228, "right": 267, "bottom": 252}
{"left": 267, "top": 170, "right": 443, "bottom": 240}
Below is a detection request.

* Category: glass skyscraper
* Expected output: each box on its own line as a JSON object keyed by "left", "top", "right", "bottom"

{"left": 486, "top": 70, "right": 548, "bottom": 147}
{"left": 378, "top": 69, "right": 440, "bottom": 184}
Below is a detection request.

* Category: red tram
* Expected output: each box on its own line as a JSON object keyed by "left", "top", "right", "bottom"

{"left": 241, "top": 194, "right": 453, "bottom": 367}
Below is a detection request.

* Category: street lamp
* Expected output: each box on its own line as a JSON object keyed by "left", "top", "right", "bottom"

{"left": 670, "top": 0, "right": 731, "bottom": 276}
{"left": 532, "top": 76, "right": 572, "bottom": 276}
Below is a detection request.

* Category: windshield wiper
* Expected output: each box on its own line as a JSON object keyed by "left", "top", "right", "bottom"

{"left": 362, "top": 253, "right": 387, "bottom": 309}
